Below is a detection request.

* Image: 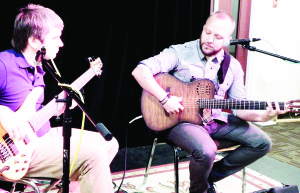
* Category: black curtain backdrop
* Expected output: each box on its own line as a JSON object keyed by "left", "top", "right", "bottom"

{"left": 1, "top": 0, "right": 210, "bottom": 148}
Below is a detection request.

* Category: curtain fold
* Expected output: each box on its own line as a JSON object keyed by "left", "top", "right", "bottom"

{"left": 2, "top": 0, "right": 211, "bottom": 148}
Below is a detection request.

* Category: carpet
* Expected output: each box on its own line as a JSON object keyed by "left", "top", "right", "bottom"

{"left": 260, "top": 122, "right": 300, "bottom": 169}
{"left": 112, "top": 156, "right": 284, "bottom": 193}
{"left": 1, "top": 158, "right": 286, "bottom": 193}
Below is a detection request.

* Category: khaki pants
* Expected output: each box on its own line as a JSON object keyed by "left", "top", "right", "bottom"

{"left": 25, "top": 127, "right": 119, "bottom": 193}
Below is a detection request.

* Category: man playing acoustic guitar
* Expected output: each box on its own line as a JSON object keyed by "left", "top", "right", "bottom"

{"left": 132, "top": 11, "right": 289, "bottom": 193}
{"left": 0, "top": 4, "right": 118, "bottom": 193}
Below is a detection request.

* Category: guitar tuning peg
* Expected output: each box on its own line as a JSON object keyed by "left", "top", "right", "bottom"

{"left": 87, "top": 57, "right": 93, "bottom": 62}
{"left": 88, "top": 56, "right": 97, "bottom": 62}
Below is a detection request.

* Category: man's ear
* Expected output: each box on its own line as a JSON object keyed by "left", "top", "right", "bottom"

{"left": 28, "top": 36, "right": 43, "bottom": 50}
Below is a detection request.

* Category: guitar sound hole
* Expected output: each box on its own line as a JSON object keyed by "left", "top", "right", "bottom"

{"left": 205, "top": 85, "right": 212, "bottom": 95}
{"left": 196, "top": 82, "right": 212, "bottom": 96}
{"left": 196, "top": 83, "right": 204, "bottom": 95}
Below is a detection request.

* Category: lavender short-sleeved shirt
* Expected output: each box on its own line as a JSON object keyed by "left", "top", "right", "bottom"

{"left": 0, "top": 49, "right": 51, "bottom": 136}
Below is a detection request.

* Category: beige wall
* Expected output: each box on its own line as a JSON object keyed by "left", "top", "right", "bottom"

{"left": 246, "top": 0, "right": 300, "bottom": 102}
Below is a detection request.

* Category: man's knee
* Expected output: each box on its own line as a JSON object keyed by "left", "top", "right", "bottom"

{"left": 191, "top": 146, "right": 217, "bottom": 164}
{"left": 259, "top": 135, "right": 272, "bottom": 153}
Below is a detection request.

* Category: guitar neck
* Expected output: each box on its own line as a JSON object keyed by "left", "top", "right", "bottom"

{"left": 28, "top": 68, "right": 96, "bottom": 132}
{"left": 198, "top": 99, "right": 286, "bottom": 110}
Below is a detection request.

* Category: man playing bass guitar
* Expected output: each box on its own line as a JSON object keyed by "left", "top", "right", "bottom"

{"left": 0, "top": 4, "right": 118, "bottom": 193}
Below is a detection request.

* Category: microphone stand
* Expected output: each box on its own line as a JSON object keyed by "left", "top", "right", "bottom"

{"left": 242, "top": 44, "right": 300, "bottom": 63}
{"left": 40, "top": 49, "right": 113, "bottom": 193}
{"left": 242, "top": 44, "right": 300, "bottom": 125}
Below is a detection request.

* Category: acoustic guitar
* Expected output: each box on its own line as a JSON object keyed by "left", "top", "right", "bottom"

{"left": 141, "top": 73, "right": 300, "bottom": 131}
{"left": 0, "top": 58, "right": 103, "bottom": 180}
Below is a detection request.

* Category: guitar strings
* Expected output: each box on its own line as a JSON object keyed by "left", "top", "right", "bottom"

{"left": 177, "top": 98, "right": 286, "bottom": 110}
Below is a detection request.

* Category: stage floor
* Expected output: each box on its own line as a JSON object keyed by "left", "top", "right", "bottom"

{"left": 111, "top": 121, "right": 300, "bottom": 190}
{"left": 1, "top": 122, "right": 299, "bottom": 192}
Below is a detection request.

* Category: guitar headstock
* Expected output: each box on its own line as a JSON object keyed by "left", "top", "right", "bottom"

{"left": 88, "top": 57, "right": 103, "bottom": 77}
{"left": 286, "top": 100, "right": 300, "bottom": 112}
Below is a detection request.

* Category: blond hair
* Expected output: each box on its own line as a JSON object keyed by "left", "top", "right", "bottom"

{"left": 11, "top": 4, "right": 64, "bottom": 51}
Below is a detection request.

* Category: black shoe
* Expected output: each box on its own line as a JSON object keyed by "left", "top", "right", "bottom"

{"left": 207, "top": 181, "right": 216, "bottom": 193}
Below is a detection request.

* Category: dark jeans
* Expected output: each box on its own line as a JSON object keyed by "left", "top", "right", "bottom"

{"left": 164, "top": 115, "right": 272, "bottom": 193}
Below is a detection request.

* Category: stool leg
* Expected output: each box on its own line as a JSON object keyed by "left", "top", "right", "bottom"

{"left": 173, "top": 145, "right": 179, "bottom": 193}
{"left": 10, "top": 182, "right": 16, "bottom": 193}
{"left": 143, "top": 138, "right": 158, "bottom": 184}
{"left": 242, "top": 168, "right": 246, "bottom": 193}
{"left": 17, "top": 178, "right": 40, "bottom": 193}
{"left": 43, "top": 179, "right": 61, "bottom": 193}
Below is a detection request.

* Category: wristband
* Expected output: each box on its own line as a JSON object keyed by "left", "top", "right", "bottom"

{"left": 159, "top": 92, "right": 170, "bottom": 105}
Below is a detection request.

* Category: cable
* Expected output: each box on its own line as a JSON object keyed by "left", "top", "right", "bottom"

{"left": 261, "top": 39, "right": 300, "bottom": 64}
{"left": 129, "top": 115, "right": 143, "bottom": 124}
{"left": 50, "top": 59, "right": 61, "bottom": 77}
{"left": 260, "top": 39, "right": 278, "bottom": 55}
{"left": 116, "top": 115, "right": 143, "bottom": 193}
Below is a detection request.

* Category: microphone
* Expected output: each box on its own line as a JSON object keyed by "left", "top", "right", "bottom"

{"left": 223, "top": 38, "right": 261, "bottom": 46}
{"left": 35, "top": 47, "right": 46, "bottom": 62}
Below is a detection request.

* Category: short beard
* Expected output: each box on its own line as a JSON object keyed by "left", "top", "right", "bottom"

{"left": 200, "top": 42, "right": 222, "bottom": 57}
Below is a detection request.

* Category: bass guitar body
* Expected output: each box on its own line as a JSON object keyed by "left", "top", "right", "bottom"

{"left": 0, "top": 87, "right": 43, "bottom": 180}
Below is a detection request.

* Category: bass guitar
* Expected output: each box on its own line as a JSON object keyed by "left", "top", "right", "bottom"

{"left": 141, "top": 73, "right": 300, "bottom": 131}
{"left": 0, "top": 58, "right": 103, "bottom": 180}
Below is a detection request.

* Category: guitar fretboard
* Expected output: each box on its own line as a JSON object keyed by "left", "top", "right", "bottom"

{"left": 28, "top": 68, "right": 97, "bottom": 132}
{"left": 198, "top": 99, "right": 286, "bottom": 110}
